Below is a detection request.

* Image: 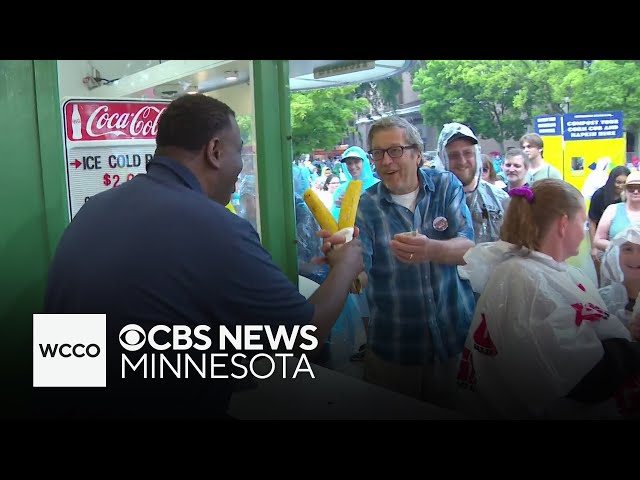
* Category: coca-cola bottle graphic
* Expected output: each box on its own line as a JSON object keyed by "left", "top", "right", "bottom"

{"left": 71, "top": 104, "right": 82, "bottom": 140}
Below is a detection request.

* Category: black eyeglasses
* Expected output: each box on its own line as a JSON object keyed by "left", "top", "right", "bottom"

{"left": 482, "top": 167, "right": 489, "bottom": 173}
{"left": 368, "top": 145, "right": 419, "bottom": 162}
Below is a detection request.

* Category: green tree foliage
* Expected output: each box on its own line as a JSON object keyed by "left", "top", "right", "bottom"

{"left": 413, "top": 60, "right": 535, "bottom": 152}
{"left": 413, "top": 60, "right": 640, "bottom": 150}
{"left": 290, "top": 86, "right": 370, "bottom": 157}
{"left": 356, "top": 76, "right": 402, "bottom": 115}
{"left": 569, "top": 60, "right": 640, "bottom": 131}
{"left": 237, "top": 114, "right": 253, "bottom": 144}
{"left": 516, "top": 60, "right": 585, "bottom": 116}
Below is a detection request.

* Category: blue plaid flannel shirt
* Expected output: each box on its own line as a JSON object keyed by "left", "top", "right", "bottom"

{"left": 356, "top": 168, "right": 476, "bottom": 365}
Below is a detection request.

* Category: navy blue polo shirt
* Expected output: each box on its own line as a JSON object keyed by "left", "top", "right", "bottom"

{"left": 42, "top": 156, "right": 314, "bottom": 418}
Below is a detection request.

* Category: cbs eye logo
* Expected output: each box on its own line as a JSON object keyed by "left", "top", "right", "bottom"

{"left": 119, "top": 324, "right": 146, "bottom": 351}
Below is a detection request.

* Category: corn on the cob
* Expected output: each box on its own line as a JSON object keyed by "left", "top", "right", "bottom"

{"left": 338, "top": 180, "right": 363, "bottom": 230}
{"left": 303, "top": 189, "right": 339, "bottom": 234}
{"left": 351, "top": 274, "right": 364, "bottom": 294}
{"left": 305, "top": 187, "right": 365, "bottom": 293}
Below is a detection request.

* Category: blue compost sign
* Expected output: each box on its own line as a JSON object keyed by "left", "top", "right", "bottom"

{"left": 534, "top": 115, "right": 563, "bottom": 136}
{"left": 563, "top": 111, "right": 624, "bottom": 141}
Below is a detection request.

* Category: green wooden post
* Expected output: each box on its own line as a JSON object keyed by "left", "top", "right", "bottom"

{"left": 0, "top": 60, "right": 64, "bottom": 417}
{"left": 34, "top": 60, "right": 68, "bottom": 256}
{"left": 252, "top": 60, "right": 298, "bottom": 285}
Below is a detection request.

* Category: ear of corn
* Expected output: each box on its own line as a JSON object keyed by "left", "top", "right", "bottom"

{"left": 338, "top": 180, "right": 363, "bottom": 230}
{"left": 305, "top": 185, "right": 364, "bottom": 294}
{"left": 350, "top": 273, "right": 365, "bottom": 294}
{"left": 303, "top": 189, "right": 339, "bottom": 234}
{"left": 338, "top": 180, "right": 364, "bottom": 293}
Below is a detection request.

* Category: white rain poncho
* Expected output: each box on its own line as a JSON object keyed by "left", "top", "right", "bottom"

{"left": 581, "top": 157, "right": 612, "bottom": 200}
{"left": 600, "top": 225, "right": 640, "bottom": 286}
{"left": 437, "top": 123, "right": 508, "bottom": 243}
{"left": 436, "top": 123, "right": 482, "bottom": 182}
{"left": 598, "top": 283, "right": 631, "bottom": 326}
{"left": 457, "top": 241, "right": 632, "bottom": 419}
{"left": 599, "top": 225, "right": 640, "bottom": 326}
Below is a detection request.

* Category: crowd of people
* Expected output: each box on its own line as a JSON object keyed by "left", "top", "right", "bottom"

{"left": 294, "top": 119, "right": 640, "bottom": 418}
{"left": 40, "top": 93, "right": 640, "bottom": 419}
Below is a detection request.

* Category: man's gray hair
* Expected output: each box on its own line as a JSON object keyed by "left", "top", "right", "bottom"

{"left": 505, "top": 148, "right": 530, "bottom": 168}
{"left": 367, "top": 116, "right": 424, "bottom": 153}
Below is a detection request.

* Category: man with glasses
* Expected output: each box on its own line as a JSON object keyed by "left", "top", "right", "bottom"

{"left": 437, "top": 122, "right": 509, "bottom": 244}
{"left": 352, "top": 116, "right": 475, "bottom": 411}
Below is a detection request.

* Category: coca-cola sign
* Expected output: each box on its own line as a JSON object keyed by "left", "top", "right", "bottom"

{"left": 64, "top": 101, "right": 169, "bottom": 141}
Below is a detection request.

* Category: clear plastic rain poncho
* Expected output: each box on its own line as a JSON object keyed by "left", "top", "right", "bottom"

{"left": 436, "top": 123, "right": 482, "bottom": 184}
{"left": 331, "top": 146, "right": 379, "bottom": 221}
{"left": 457, "top": 240, "right": 631, "bottom": 418}
{"left": 599, "top": 225, "right": 640, "bottom": 326}
{"left": 293, "top": 163, "right": 327, "bottom": 285}
{"left": 237, "top": 174, "right": 257, "bottom": 230}
{"left": 437, "top": 122, "right": 507, "bottom": 243}
{"left": 293, "top": 163, "right": 359, "bottom": 367}
{"left": 600, "top": 225, "right": 640, "bottom": 286}
{"left": 581, "top": 157, "right": 612, "bottom": 200}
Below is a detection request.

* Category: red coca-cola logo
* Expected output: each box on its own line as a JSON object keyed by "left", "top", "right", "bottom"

{"left": 65, "top": 101, "right": 169, "bottom": 141}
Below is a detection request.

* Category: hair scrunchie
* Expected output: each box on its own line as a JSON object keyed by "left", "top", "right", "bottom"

{"left": 509, "top": 186, "right": 535, "bottom": 203}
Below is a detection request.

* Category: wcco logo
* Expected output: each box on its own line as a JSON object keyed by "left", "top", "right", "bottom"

{"left": 39, "top": 343, "right": 101, "bottom": 358}
{"left": 33, "top": 314, "right": 106, "bottom": 387}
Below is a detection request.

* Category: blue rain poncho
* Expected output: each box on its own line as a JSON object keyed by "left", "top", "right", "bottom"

{"left": 293, "top": 162, "right": 360, "bottom": 365}
{"left": 331, "top": 146, "right": 379, "bottom": 221}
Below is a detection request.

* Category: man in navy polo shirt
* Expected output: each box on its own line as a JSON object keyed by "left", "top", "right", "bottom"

{"left": 41, "top": 94, "right": 364, "bottom": 419}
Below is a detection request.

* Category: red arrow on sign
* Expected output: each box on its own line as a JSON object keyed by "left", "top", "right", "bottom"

{"left": 69, "top": 159, "right": 81, "bottom": 169}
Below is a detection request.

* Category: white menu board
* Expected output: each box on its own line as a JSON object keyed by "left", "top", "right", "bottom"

{"left": 61, "top": 98, "right": 170, "bottom": 220}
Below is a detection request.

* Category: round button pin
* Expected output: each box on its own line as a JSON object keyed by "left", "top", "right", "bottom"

{"left": 433, "top": 216, "right": 448, "bottom": 231}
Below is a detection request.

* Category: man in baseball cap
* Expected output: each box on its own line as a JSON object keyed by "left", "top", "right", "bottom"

{"left": 437, "top": 122, "right": 509, "bottom": 244}
{"left": 332, "top": 146, "right": 379, "bottom": 220}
